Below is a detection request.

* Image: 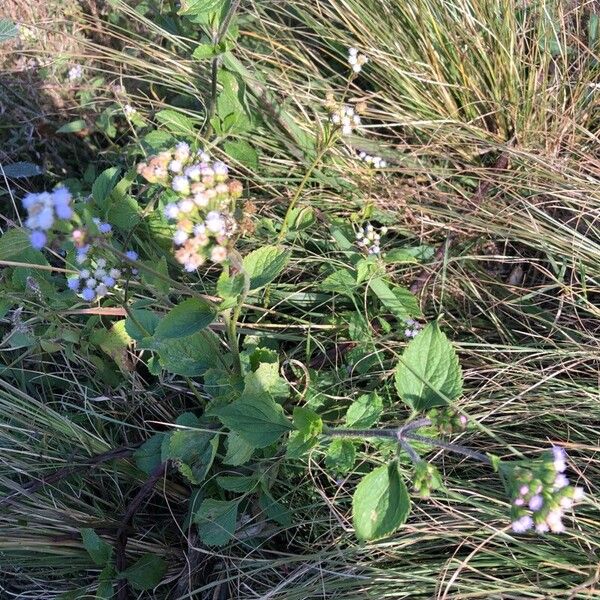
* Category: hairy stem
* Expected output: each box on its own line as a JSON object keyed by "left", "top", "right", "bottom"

{"left": 399, "top": 439, "right": 422, "bottom": 465}
{"left": 225, "top": 250, "right": 250, "bottom": 376}
{"left": 403, "top": 432, "right": 491, "bottom": 464}
{"left": 323, "top": 421, "right": 492, "bottom": 466}
{"left": 324, "top": 427, "right": 397, "bottom": 439}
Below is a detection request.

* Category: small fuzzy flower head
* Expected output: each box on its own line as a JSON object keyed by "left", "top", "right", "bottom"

{"left": 67, "top": 245, "right": 137, "bottom": 302}
{"left": 404, "top": 318, "right": 423, "bottom": 339}
{"left": 92, "top": 218, "right": 113, "bottom": 235}
{"left": 511, "top": 515, "right": 533, "bottom": 533}
{"left": 552, "top": 446, "right": 567, "bottom": 473}
{"left": 68, "top": 64, "right": 83, "bottom": 82}
{"left": 506, "top": 447, "right": 585, "bottom": 535}
{"left": 29, "top": 230, "right": 47, "bottom": 250}
{"left": 358, "top": 151, "right": 386, "bottom": 169}
{"left": 427, "top": 406, "right": 466, "bottom": 435}
{"left": 355, "top": 222, "right": 386, "bottom": 255}
{"left": 413, "top": 462, "right": 442, "bottom": 499}
{"left": 347, "top": 47, "right": 368, "bottom": 73}
{"left": 136, "top": 145, "right": 245, "bottom": 272}
{"left": 123, "top": 104, "right": 137, "bottom": 117}
{"left": 22, "top": 187, "right": 74, "bottom": 250}
{"left": 329, "top": 104, "right": 361, "bottom": 136}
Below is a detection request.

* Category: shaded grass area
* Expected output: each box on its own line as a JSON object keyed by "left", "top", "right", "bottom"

{"left": 1, "top": 0, "right": 600, "bottom": 598}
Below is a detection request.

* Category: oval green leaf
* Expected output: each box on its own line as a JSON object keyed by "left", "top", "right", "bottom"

{"left": 242, "top": 245, "right": 290, "bottom": 290}
{"left": 352, "top": 461, "right": 410, "bottom": 541}
{"left": 394, "top": 321, "right": 462, "bottom": 411}
{"left": 154, "top": 298, "right": 216, "bottom": 340}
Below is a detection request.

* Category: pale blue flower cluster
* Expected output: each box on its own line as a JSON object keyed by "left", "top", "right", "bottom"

{"left": 22, "top": 187, "right": 73, "bottom": 250}
{"left": 509, "top": 446, "right": 585, "bottom": 534}
{"left": 404, "top": 318, "right": 422, "bottom": 339}
{"left": 67, "top": 247, "right": 138, "bottom": 303}
{"left": 67, "top": 257, "right": 123, "bottom": 302}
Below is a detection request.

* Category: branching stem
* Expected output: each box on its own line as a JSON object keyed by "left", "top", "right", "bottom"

{"left": 324, "top": 420, "right": 491, "bottom": 466}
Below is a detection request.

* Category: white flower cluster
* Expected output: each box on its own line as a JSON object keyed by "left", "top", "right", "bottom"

{"left": 330, "top": 105, "right": 361, "bottom": 136}
{"left": 348, "top": 47, "right": 368, "bottom": 74}
{"left": 358, "top": 151, "right": 386, "bottom": 168}
{"left": 510, "top": 446, "right": 585, "bottom": 534}
{"left": 136, "top": 143, "right": 243, "bottom": 272}
{"left": 22, "top": 188, "right": 73, "bottom": 250}
{"left": 68, "top": 65, "right": 83, "bottom": 82}
{"left": 404, "top": 318, "right": 423, "bottom": 339}
{"left": 356, "top": 223, "right": 387, "bottom": 255}
{"left": 123, "top": 104, "right": 137, "bottom": 117}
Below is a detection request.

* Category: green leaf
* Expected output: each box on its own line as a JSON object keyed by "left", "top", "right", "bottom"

{"left": 259, "top": 491, "right": 292, "bottom": 526}
{"left": 106, "top": 195, "right": 141, "bottom": 229}
{"left": 247, "top": 346, "right": 278, "bottom": 371}
{"left": 147, "top": 355, "right": 162, "bottom": 375}
{"left": 293, "top": 406, "right": 322, "bottom": 436}
{"left": 384, "top": 246, "right": 434, "bottom": 264}
{"left": 125, "top": 309, "right": 160, "bottom": 341}
{"left": 217, "top": 271, "right": 245, "bottom": 309}
{"left": 214, "top": 394, "right": 292, "bottom": 448}
{"left": 224, "top": 139, "right": 259, "bottom": 170}
{"left": 352, "top": 461, "right": 411, "bottom": 541}
{"left": 192, "top": 43, "right": 219, "bottom": 59}
{"left": 369, "top": 278, "right": 420, "bottom": 320}
{"left": 134, "top": 433, "right": 165, "bottom": 475}
{"left": 394, "top": 322, "right": 462, "bottom": 411}
{"left": 242, "top": 246, "right": 290, "bottom": 290}
{"left": 155, "top": 109, "right": 196, "bottom": 137}
{"left": 356, "top": 258, "right": 380, "bottom": 285}
{"left": 162, "top": 414, "right": 217, "bottom": 485}
{"left": 216, "top": 475, "right": 258, "bottom": 492}
{"left": 0, "top": 228, "right": 33, "bottom": 260}
{"left": 154, "top": 298, "right": 216, "bottom": 340}
{"left": 216, "top": 70, "right": 250, "bottom": 132}
{"left": 56, "top": 119, "right": 88, "bottom": 134}
{"left": 286, "top": 430, "right": 318, "bottom": 459}
{"left": 96, "top": 564, "right": 115, "bottom": 599}
{"left": 325, "top": 439, "right": 356, "bottom": 474}
{"left": 288, "top": 206, "right": 315, "bottom": 231}
{"left": 156, "top": 330, "right": 222, "bottom": 376}
{"left": 143, "top": 130, "right": 175, "bottom": 151}
{"left": 345, "top": 392, "right": 383, "bottom": 428}
{"left": 179, "top": 0, "right": 226, "bottom": 17}
{"left": 194, "top": 499, "right": 239, "bottom": 546}
{"left": 1, "top": 161, "right": 43, "bottom": 178}
{"left": 321, "top": 269, "right": 356, "bottom": 297}
{"left": 244, "top": 361, "right": 289, "bottom": 400}
{"left": 92, "top": 167, "right": 121, "bottom": 209}
{"left": 90, "top": 320, "right": 132, "bottom": 373}
{"left": 140, "top": 257, "right": 170, "bottom": 294}
{"left": 0, "top": 20, "right": 18, "bottom": 44}
{"left": 223, "top": 432, "right": 255, "bottom": 466}
{"left": 203, "top": 368, "right": 239, "bottom": 403}
{"left": 119, "top": 554, "right": 167, "bottom": 591}
{"left": 80, "top": 529, "right": 112, "bottom": 566}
